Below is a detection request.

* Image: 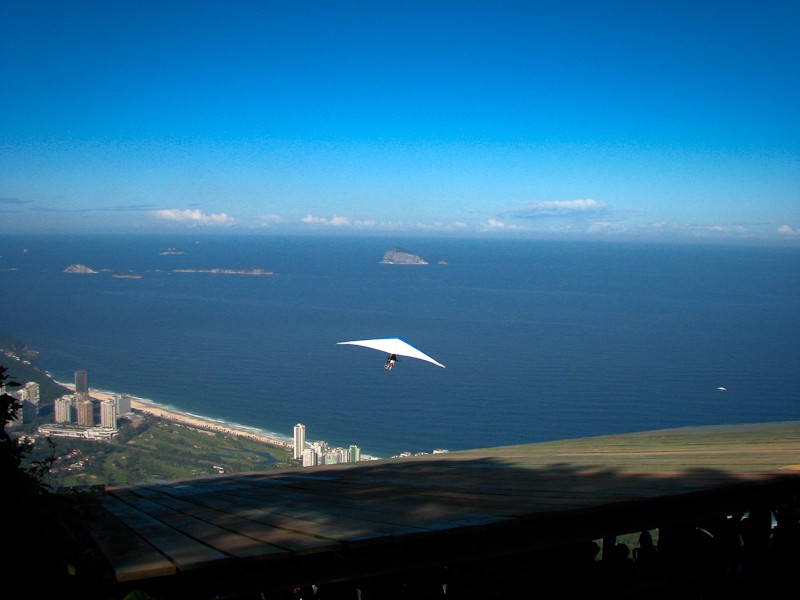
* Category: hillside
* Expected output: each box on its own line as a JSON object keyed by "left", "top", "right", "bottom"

{"left": 0, "top": 334, "right": 71, "bottom": 404}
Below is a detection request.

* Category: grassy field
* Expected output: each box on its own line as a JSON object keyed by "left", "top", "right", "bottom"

{"left": 29, "top": 413, "right": 295, "bottom": 489}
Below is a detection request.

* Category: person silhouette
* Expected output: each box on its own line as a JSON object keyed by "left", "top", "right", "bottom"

{"left": 633, "top": 530, "right": 661, "bottom": 578}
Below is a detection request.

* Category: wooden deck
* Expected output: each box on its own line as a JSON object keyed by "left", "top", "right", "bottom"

{"left": 89, "top": 422, "right": 800, "bottom": 597}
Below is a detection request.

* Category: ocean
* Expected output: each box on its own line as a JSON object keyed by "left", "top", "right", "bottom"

{"left": 1, "top": 234, "right": 798, "bottom": 458}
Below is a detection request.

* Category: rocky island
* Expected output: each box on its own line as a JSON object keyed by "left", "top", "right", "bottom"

{"left": 64, "top": 264, "right": 98, "bottom": 274}
{"left": 379, "top": 247, "right": 428, "bottom": 265}
{"left": 172, "top": 268, "right": 274, "bottom": 276}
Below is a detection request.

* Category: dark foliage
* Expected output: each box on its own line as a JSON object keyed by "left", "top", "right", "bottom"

{"left": 2, "top": 364, "right": 114, "bottom": 598}
{"left": 0, "top": 335, "right": 72, "bottom": 414}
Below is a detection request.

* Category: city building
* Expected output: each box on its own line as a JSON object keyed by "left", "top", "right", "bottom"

{"left": 301, "top": 447, "right": 317, "bottom": 467}
{"left": 55, "top": 395, "right": 74, "bottom": 423}
{"left": 14, "top": 381, "right": 40, "bottom": 424}
{"left": 349, "top": 445, "right": 361, "bottom": 463}
{"left": 74, "top": 370, "right": 88, "bottom": 397}
{"left": 37, "top": 424, "right": 116, "bottom": 441}
{"left": 100, "top": 397, "right": 118, "bottom": 428}
{"left": 115, "top": 393, "right": 132, "bottom": 416}
{"left": 293, "top": 423, "right": 306, "bottom": 460}
{"left": 312, "top": 440, "right": 328, "bottom": 458}
{"left": 291, "top": 424, "right": 363, "bottom": 468}
{"left": 323, "top": 448, "right": 347, "bottom": 464}
{"left": 76, "top": 395, "right": 94, "bottom": 427}
{"left": 75, "top": 370, "right": 88, "bottom": 393}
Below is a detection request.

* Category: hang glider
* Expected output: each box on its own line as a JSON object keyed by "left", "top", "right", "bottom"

{"left": 337, "top": 337, "right": 446, "bottom": 370}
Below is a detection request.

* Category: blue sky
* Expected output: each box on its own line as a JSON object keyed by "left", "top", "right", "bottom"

{"left": 1, "top": 1, "right": 798, "bottom": 242}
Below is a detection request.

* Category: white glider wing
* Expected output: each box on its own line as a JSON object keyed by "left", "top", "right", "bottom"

{"left": 337, "top": 337, "right": 446, "bottom": 368}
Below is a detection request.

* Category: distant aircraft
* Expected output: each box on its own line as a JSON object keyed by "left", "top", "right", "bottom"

{"left": 337, "top": 337, "right": 446, "bottom": 370}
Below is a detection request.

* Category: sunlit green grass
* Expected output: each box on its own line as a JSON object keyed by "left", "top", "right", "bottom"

{"left": 32, "top": 414, "right": 294, "bottom": 488}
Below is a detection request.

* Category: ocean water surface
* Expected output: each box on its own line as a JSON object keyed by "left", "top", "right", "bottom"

{"left": 1, "top": 234, "right": 798, "bottom": 458}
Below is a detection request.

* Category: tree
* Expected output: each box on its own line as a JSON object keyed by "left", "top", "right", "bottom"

{"left": 2, "top": 364, "right": 112, "bottom": 596}
{"left": 1, "top": 365, "right": 36, "bottom": 488}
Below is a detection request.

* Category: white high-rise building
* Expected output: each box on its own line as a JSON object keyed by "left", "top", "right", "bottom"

{"left": 312, "top": 440, "right": 328, "bottom": 458}
{"left": 115, "top": 394, "right": 132, "bottom": 416}
{"left": 293, "top": 423, "right": 306, "bottom": 460}
{"left": 19, "top": 381, "right": 40, "bottom": 423}
{"left": 55, "top": 396, "right": 74, "bottom": 423}
{"left": 302, "top": 447, "right": 317, "bottom": 467}
{"left": 100, "top": 397, "right": 118, "bottom": 428}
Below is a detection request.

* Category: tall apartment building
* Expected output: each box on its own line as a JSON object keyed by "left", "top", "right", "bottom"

{"left": 55, "top": 396, "right": 74, "bottom": 423}
{"left": 293, "top": 423, "right": 306, "bottom": 460}
{"left": 349, "top": 445, "right": 361, "bottom": 463}
{"left": 312, "top": 440, "right": 327, "bottom": 454}
{"left": 76, "top": 395, "right": 94, "bottom": 427}
{"left": 17, "top": 381, "right": 40, "bottom": 424}
{"left": 74, "top": 370, "right": 88, "bottom": 396}
{"left": 323, "top": 448, "right": 347, "bottom": 464}
{"left": 115, "top": 393, "right": 132, "bottom": 416}
{"left": 100, "top": 397, "right": 118, "bottom": 428}
{"left": 301, "top": 447, "right": 317, "bottom": 467}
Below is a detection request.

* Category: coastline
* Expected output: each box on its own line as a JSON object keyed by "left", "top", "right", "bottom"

{"left": 60, "top": 383, "right": 294, "bottom": 452}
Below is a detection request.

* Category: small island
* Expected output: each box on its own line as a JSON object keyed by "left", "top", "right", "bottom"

{"left": 112, "top": 271, "right": 142, "bottom": 279}
{"left": 159, "top": 248, "right": 185, "bottom": 255}
{"left": 379, "top": 247, "right": 428, "bottom": 265}
{"left": 172, "top": 268, "right": 274, "bottom": 276}
{"left": 64, "top": 264, "right": 98, "bottom": 274}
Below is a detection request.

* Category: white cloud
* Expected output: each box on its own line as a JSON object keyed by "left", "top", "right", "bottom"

{"left": 301, "top": 215, "right": 328, "bottom": 224}
{"left": 586, "top": 221, "right": 619, "bottom": 233}
{"left": 301, "top": 214, "right": 351, "bottom": 226}
{"left": 329, "top": 215, "right": 350, "bottom": 226}
{"left": 778, "top": 224, "right": 799, "bottom": 235}
{"left": 484, "top": 218, "right": 507, "bottom": 229}
{"left": 299, "top": 215, "right": 469, "bottom": 232}
{"left": 257, "top": 214, "right": 283, "bottom": 225}
{"left": 152, "top": 208, "right": 234, "bottom": 225}
{"left": 516, "top": 199, "right": 608, "bottom": 216}
{"left": 699, "top": 225, "right": 747, "bottom": 233}
{"left": 480, "top": 219, "right": 527, "bottom": 232}
{"left": 412, "top": 221, "right": 469, "bottom": 231}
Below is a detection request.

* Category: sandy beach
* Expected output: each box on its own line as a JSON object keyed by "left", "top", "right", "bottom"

{"left": 63, "top": 384, "right": 293, "bottom": 451}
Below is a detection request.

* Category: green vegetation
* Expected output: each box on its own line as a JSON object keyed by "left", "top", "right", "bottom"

{"left": 30, "top": 414, "right": 295, "bottom": 488}
{"left": 1, "top": 334, "right": 296, "bottom": 488}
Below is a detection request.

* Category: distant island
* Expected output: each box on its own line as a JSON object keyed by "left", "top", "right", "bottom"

{"left": 172, "top": 268, "right": 274, "bottom": 276}
{"left": 379, "top": 247, "right": 428, "bottom": 265}
{"left": 64, "top": 264, "right": 273, "bottom": 277}
{"left": 159, "top": 248, "right": 185, "bottom": 255}
{"left": 64, "top": 264, "right": 98, "bottom": 274}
